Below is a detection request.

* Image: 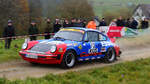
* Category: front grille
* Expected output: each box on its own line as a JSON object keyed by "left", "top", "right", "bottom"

{"left": 30, "top": 43, "right": 53, "bottom": 52}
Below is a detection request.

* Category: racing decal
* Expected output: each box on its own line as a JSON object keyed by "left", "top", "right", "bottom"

{"left": 58, "top": 48, "right": 63, "bottom": 52}
{"left": 88, "top": 42, "right": 98, "bottom": 54}
{"left": 74, "top": 43, "right": 78, "bottom": 46}
{"left": 78, "top": 45, "right": 82, "bottom": 50}
{"left": 40, "top": 40, "right": 49, "bottom": 44}
{"left": 101, "top": 41, "right": 113, "bottom": 47}
{"left": 101, "top": 47, "right": 106, "bottom": 52}
{"left": 40, "top": 41, "right": 64, "bottom": 45}
{"left": 67, "top": 44, "right": 73, "bottom": 46}
{"left": 60, "top": 29, "right": 85, "bottom": 34}
{"left": 78, "top": 54, "right": 105, "bottom": 61}
{"left": 81, "top": 52, "right": 102, "bottom": 57}
{"left": 50, "top": 41, "right": 64, "bottom": 45}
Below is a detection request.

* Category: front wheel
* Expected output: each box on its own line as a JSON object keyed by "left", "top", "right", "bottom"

{"left": 103, "top": 47, "right": 116, "bottom": 63}
{"left": 61, "top": 51, "right": 76, "bottom": 69}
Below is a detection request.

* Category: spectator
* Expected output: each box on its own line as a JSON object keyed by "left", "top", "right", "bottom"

{"left": 44, "top": 18, "right": 52, "bottom": 39}
{"left": 3, "top": 20, "right": 15, "bottom": 49}
{"left": 63, "top": 19, "right": 70, "bottom": 28}
{"left": 76, "top": 19, "right": 84, "bottom": 27}
{"left": 116, "top": 16, "right": 125, "bottom": 27}
{"left": 125, "top": 18, "right": 131, "bottom": 28}
{"left": 130, "top": 18, "right": 138, "bottom": 29}
{"left": 99, "top": 18, "right": 107, "bottom": 26}
{"left": 53, "top": 19, "right": 62, "bottom": 33}
{"left": 70, "top": 18, "right": 78, "bottom": 27}
{"left": 141, "top": 18, "right": 149, "bottom": 29}
{"left": 109, "top": 19, "right": 117, "bottom": 26}
{"left": 86, "top": 18, "right": 97, "bottom": 30}
{"left": 81, "top": 19, "right": 87, "bottom": 28}
{"left": 28, "top": 21, "right": 39, "bottom": 41}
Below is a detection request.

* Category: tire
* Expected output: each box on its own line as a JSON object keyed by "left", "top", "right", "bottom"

{"left": 61, "top": 50, "right": 76, "bottom": 69}
{"left": 103, "top": 47, "right": 116, "bottom": 63}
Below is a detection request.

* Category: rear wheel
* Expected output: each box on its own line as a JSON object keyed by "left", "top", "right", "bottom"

{"left": 104, "top": 47, "right": 116, "bottom": 63}
{"left": 61, "top": 50, "right": 76, "bottom": 69}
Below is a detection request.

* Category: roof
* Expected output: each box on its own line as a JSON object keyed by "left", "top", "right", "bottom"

{"left": 134, "top": 4, "right": 150, "bottom": 18}
{"left": 64, "top": 27, "right": 100, "bottom": 32}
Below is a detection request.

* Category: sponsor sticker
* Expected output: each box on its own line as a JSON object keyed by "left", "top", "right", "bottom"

{"left": 60, "top": 29, "right": 85, "bottom": 34}
{"left": 88, "top": 42, "right": 98, "bottom": 54}
{"left": 78, "top": 45, "right": 82, "bottom": 50}
{"left": 101, "top": 41, "right": 112, "bottom": 47}
{"left": 74, "top": 43, "right": 78, "bottom": 46}
{"left": 40, "top": 41, "right": 64, "bottom": 45}
{"left": 58, "top": 48, "right": 63, "bottom": 52}
{"left": 101, "top": 47, "right": 106, "bottom": 52}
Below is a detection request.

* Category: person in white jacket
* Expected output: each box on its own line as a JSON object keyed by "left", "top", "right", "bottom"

{"left": 109, "top": 19, "right": 117, "bottom": 26}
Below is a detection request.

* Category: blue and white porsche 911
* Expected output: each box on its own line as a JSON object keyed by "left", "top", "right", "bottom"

{"left": 19, "top": 27, "right": 121, "bottom": 68}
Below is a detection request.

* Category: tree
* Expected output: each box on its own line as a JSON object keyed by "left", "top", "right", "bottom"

{"left": 58, "top": 0, "right": 95, "bottom": 19}
{"left": 0, "top": 0, "right": 30, "bottom": 36}
{"left": 28, "top": 0, "right": 42, "bottom": 22}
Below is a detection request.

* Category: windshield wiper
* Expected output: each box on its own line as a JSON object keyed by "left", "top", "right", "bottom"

{"left": 54, "top": 37, "right": 66, "bottom": 40}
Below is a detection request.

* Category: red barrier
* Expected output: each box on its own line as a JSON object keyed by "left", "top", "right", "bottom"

{"left": 107, "top": 26, "right": 124, "bottom": 38}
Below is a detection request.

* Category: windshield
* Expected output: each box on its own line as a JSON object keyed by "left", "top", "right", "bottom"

{"left": 53, "top": 30, "right": 84, "bottom": 41}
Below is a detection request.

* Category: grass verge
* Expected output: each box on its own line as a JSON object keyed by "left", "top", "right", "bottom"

{"left": 0, "top": 36, "right": 45, "bottom": 63}
{"left": 1, "top": 58, "right": 150, "bottom": 84}
{"left": 0, "top": 39, "right": 24, "bottom": 63}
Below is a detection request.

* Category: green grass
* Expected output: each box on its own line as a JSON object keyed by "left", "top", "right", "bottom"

{"left": 0, "top": 36, "right": 45, "bottom": 63}
{"left": 1, "top": 58, "right": 150, "bottom": 84}
{"left": 0, "top": 39, "right": 24, "bottom": 63}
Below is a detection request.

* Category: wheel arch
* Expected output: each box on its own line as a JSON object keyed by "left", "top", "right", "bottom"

{"left": 66, "top": 49, "right": 78, "bottom": 56}
{"left": 106, "top": 46, "right": 116, "bottom": 56}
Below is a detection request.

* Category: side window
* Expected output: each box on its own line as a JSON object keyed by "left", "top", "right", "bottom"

{"left": 84, "top": 31, "right": 99, "bottom": 42}
{"left": 99, "top": 33, "right": 107, "bottom": 41}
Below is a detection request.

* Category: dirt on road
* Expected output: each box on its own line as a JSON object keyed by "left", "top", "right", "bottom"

{"left": 0, "top": 42, "right": 150, "bottom": 80}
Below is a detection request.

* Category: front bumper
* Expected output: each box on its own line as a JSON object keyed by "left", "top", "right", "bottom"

{"left": 19, "top": 51, "right": 62, "bottom": 64}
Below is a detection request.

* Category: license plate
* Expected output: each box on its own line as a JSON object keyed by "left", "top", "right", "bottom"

{"left": 26, "top": 54, "right": 38, "bottom": 59}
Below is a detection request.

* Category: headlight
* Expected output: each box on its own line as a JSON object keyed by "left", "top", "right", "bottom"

{"left": 22, "top": 43, "right": 28, "bottom": 49}
{"left": 50, "top": 45, "right": 57, "bottom": 53}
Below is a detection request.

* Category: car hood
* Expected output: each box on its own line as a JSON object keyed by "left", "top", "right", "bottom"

{"left": 37, "top": 39, "right": 79, "bottom": 45}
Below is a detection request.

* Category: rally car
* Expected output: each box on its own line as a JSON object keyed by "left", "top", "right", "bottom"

{"left": 19, "top": 27, "right": 121, "bottom": 68}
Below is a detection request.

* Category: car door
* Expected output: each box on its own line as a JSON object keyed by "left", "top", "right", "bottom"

{"left": 98, "top": 33, "right": 108, "bottom": 53}
{"left": 80, "top": 31, "right": 101, "bottom": 58}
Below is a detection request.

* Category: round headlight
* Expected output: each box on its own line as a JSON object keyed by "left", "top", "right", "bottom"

{"left": 22, "top": 43, "right": 28, "bottom": 49}
{"left": 50, "top": 45, "right": 57, "bottom": 53}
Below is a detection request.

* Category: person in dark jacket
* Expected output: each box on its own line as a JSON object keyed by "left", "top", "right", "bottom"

{"left": 3, "top": 20, "right": 15, "bottom": 49}
{"left": 76, "top": 19, "right": 84, "bottom": 27}
{"left": 125, "top": 18, "right": 131, "bottom": 28}
{"left": 141, "top": 18, "right": 149, "bottom": 29}
{"left": 63, "top": 19, "right": 70, "bottom": 28}
{"left": 28, "top": 21, "right": 39, "bottom": 41}
{"left": 130, "top": 18, "right": 138, "bottom": 29}
{"left": 44, "top": 18, "right": 52, "bottom": 39}
{"left": 70, "top": 18, "right": 78, "bottom": 27}
{"left": 81, "top": 19, "right": 86, "bottom": 28}
{"left": 116, "top": 16, "right": 125, "bottom": 27}
{"left": 53, "top": 19, "right": 62, "bottom": 33}
{"left": 99, "top": 18, "right": 107, "bottom": 26}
